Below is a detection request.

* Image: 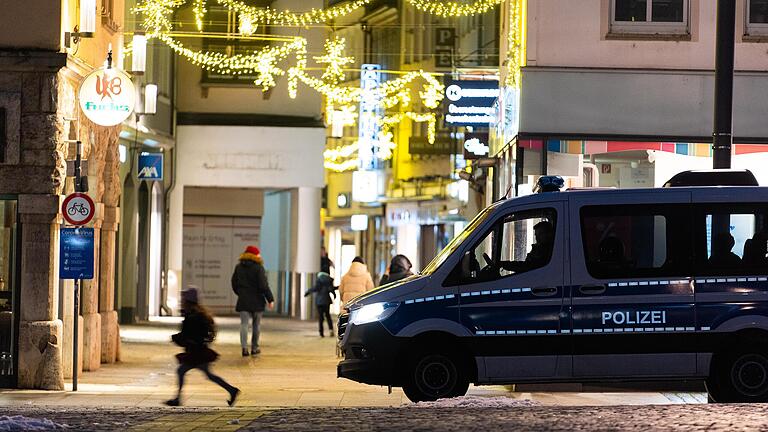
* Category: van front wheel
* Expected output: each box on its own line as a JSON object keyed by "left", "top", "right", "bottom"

{"left": 402, "top": 352, "right": 469, "bottom": 403}
{"left": 707, "top": 350, "right": 768, "bottom": 403}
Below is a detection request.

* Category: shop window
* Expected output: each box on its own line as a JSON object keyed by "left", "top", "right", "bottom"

{"left": 747, "top": 0, "right": 768, "bottom": 36}
{"left": 0, "top": 199, "right": 17, "bottom": 384}
{"left": 581, "top": 204, "right": 689, "bottom": 279}
{"left": 457, "top": 208, "right": 556, "bottom": 283}
{"left": 694, "top": 205, "right": 768, "bottom": 276}
{"left": 610, "top": 0, "right": 689, "bottom": 36}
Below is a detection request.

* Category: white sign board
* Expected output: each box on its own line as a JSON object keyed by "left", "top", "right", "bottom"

{"left": 352, "top": 170, "right": 379, "bottom": 203}
{"left": 79, "top": 68, "right": 136, "bottom": 126}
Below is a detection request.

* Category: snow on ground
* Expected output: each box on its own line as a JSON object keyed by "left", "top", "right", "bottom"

{"left": 0, "top": 415, "right": 67, "bottom": 431}
{"left": 411, "top": 396, "right": 541, "bottom": 408}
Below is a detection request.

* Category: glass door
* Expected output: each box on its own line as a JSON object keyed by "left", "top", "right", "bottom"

{"left": 0, "top": 198, "right": 18, "bottom": 387}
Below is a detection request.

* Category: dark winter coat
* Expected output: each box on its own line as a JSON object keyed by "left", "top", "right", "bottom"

{"left": 379, "top": 255, "right": 414, "bottom": 286}
{"left": 231, "top": 254, "right": 275, "bottom": 313}
{"left": 305, "top": 272, "right": 336, "bottom": 306}
{"left": 172, "top": 308, "right": 219, "bottom": 366}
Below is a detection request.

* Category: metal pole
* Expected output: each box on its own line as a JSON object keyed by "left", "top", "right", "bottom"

{"left": 713, "top": 0, "right": 736, "bottom": 169}
{"left": 72, "top": 278, "right": 79, "bottom": 392}
{"left": 72, "top": 140, "right": 82, "bottom": 392}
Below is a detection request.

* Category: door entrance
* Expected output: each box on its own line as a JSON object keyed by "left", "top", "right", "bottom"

{"left": 0, "top": 198, "right": 18, "bottom": 388}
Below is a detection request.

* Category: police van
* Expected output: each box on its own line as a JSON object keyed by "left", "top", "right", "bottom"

{"left": 337, "top": 170, "right": 768, "bottom": 403}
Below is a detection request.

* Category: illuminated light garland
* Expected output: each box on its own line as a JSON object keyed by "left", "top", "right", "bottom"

{"left": 238, "top": 11, "right": 258, "bottom": 36}
{"left": 404, "top": 0, "right": 505, "bottom": 17}
{"left": 193, "top": 0, "right": 206, "bottom": 31}
{"left": 215, "top": 0, "right": 375, "bottom": 26}
{"left": 314, "top": 37, "right": 354, "bottom": 83}
{"left": 505, "top": 0, "right": 525, "bottom": 88}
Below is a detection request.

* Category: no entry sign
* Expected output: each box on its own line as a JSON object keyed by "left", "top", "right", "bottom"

{"left": 62, "top": 193, "right": 95, "bottom": 226}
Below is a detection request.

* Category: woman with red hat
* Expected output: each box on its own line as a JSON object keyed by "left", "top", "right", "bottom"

{"left": 231, "top": 245, "right": 274, "bottom": 356}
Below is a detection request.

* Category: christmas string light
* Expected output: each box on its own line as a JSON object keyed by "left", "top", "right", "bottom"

{"left": 215, "top": 0, "right": 375, "bottom": 26}
{"left": 404, "top": 0, "right": 505, "bottom": 17}
{"left": 505, "top": 0, "right": 525, "bottom": 88}
{"left": 193, "top": 0, "right": 206, "bottom": 31}
{"left": 314, "top": 37, "right": 354, "bottom": 83}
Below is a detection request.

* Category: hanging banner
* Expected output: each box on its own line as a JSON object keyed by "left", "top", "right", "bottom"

{"left": 79, "top": 68, "right": 136, "bottom": 127}
{"left": 358, "top": 64, "right": 382, "bottom": 171}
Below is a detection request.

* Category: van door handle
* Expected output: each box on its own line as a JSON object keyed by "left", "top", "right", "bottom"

{"left": 579, "top": 284, "right": 606, "bottom": 295}
{"left": 532, "top": 287, "right": 557, "bottom": 297}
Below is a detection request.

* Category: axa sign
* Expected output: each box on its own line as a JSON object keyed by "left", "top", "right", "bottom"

{"left": 137, "top": 152, "right": 163, "bottom": 181}
{"left": 79, "top": 68, "right": 136, "bottom": 126}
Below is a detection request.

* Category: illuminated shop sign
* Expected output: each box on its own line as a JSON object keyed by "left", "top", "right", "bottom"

{"left": 444, "top": 79, "right": 500, "bottom": 127}
{"left": 78, "top": 68, "right": 136, "bottom": 126}
{"left": 463, "top": 133, "right": 490, "bottom": 159}
{"left": 358, "top": 64, "right": 382, "bottom": 170}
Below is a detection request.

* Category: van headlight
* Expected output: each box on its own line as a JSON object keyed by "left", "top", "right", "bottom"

{"left": 349, "top": 302, "right": 399, "bottom": 325}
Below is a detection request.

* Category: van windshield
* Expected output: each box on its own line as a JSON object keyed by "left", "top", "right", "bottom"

{"left": 421, "top": 206, "right": 494, "bottom": 275}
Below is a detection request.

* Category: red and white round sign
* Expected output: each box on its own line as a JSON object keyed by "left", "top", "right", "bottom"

{"left": 62, "top": 193, "right": 95, "bottom": 226}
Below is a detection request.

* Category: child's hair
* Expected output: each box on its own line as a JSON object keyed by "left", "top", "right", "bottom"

{"left": 188, "top": 301, "right": 217, "bottom": 342}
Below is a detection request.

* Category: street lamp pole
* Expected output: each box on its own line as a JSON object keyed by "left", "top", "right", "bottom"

{"left": 713, "top": 0, "right": 736, "bottom": 169}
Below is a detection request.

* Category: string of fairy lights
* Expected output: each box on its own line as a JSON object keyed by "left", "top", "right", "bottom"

{"left": 133, "top": 0, "right": 521, "bottom": 171}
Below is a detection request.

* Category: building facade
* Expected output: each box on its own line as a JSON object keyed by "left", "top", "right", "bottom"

{"left": 0, "top": 0, "right": 128, "bottom": 389}
{"left": 492, "top": 0, "right": 768, "bottom": 200}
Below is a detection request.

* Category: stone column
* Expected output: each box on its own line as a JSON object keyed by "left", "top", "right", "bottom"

{"left": 80, "top": 209, "right": 101, "bottom": 372}
{"left": 99, "top": 206, "right": 119, "bottom": 363}
{"left": 17, "top": 195, "right": 64, "bottom": 390}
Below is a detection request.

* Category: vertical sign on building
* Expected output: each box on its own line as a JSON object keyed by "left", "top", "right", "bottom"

{"left": 434, "top": 28, "right": 455, "bottom": 69}
{"left": 358, "top": 64, "right": 382, "bottom": 171}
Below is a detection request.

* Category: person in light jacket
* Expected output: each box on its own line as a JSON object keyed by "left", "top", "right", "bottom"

{"left": 339, "top": 257, "right": 374, "bottom": 308}
{"left": 232, "top": 246, "right": 274, "bottom": 357}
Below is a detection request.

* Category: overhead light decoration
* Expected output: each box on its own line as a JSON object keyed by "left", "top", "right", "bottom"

{"left": 505, "top": 0, "right": 525, "bottom": 88}
{"left": 314, "top": 37, "right": 354, "bottom": 83}
{"left": 193, "top": 0, "right": 207, "bottom": 31}
{"left": 404, "top": 0, "right": 505, "bottom": 17}
{"left": 238, "top": 12, "right": 257, "bottom": 36}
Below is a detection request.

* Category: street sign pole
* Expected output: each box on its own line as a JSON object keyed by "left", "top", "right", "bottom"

{"left": 72, "top": 140, "right": 82, "bottom": 392}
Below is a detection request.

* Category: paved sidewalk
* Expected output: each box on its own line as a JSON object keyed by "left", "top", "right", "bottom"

{"left": 1, "top": 316, "right": 707, "bottom": 408}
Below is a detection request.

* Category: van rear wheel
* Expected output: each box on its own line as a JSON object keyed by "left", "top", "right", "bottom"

{"left": 402, "top": 351, "right": 469, "bottom": 403}
{"left": 707, "top": 349, "right": 768, "bottom": 403}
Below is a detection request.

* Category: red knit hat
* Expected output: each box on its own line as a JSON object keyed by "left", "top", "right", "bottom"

{"left": 245, "top": 245, "right": 260, "bottom": 256}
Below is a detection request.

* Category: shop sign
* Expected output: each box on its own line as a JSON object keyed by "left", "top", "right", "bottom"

{"left": 444, "top": 79, "right": 500, "bottom": 127}
{"left": 435, "top": 28, "right": 455, "bottom": 68}
{"left": 350, "top": 214, "right": 368, "bottom": 231}
{"left": 463, "top": 133, "right": 490, "bottom": 159}
{"left": 78, "top": 68, "right": 136, "bottom": 127}
{"left": 386, "top": 202, "right": 443, "bottom": 227}
{"left": 62, "top": 192, "right": 95, "bottom": 226}
{"left": 408, "top": 136, "right": 454, "bottom": 155}
{"left": 358, "top": 64, "right": 382, "bottom": 170}
{"left": 352, "top": 170, "right": 380, "bottom": 203}
{"left": 60, "top": 228, "right": 95, "bottom": 280}
{"left": 138, "top": 152, "right": 164, "bottom": 180}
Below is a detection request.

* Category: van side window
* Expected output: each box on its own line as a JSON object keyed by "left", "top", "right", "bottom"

{"left": 580, "top": 205, "right": 689, "bottom": 279}
{"left": 457, "top": 208, "right": 557, "bottom": 283}
{"left": 694, "top": 205, "right": 768, "bottom": 276}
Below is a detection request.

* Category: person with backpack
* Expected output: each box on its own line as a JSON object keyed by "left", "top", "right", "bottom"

{"left": 165, "top": 287, "right": 239, "bottom": 407}
{"left": 232, "top": 246, "right": 274, "bottom": 356}
{"left": 304, "top": 272, "right": 336, "bottom": 337}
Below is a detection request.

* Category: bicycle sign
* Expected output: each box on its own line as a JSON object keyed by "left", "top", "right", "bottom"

{"left": 62, "top": 193, "right": 95, "bottom": 226}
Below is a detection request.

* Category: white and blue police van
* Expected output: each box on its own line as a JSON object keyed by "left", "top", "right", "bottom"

{"left": 337, "top": 170, "right": 768, "bottom": 403}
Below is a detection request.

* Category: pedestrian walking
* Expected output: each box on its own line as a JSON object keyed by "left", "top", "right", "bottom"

{"left": 320, "top": 246, "right": 335, "bottom": 275}
{"left": 379, "top": 254, "right": 414, "bottom": 286}
{"left": 165, "top": 287, "right": 240, "bottom": 407}
{"left": 338, "top": 256, "right": 375, "bottom": 308}
{"left": 305, "top": 272, "right": 336, "bottom": 337}
{"left": 232, "top": 245, "right": 274, "bottom": 357}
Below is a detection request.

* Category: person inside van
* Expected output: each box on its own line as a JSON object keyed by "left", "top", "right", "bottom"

{"left": 743, "top": 231, "right": 768, "bottom": 268}
{"left": 500, "top": 220, "right": 555, "bottom": 273}
{"left": 709, "top": 232, "right": 742, "bottom": 268}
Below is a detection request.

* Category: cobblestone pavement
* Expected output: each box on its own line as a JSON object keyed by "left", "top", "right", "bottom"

{"left": 2, "top": 404, "right": 768, "bottom": 431}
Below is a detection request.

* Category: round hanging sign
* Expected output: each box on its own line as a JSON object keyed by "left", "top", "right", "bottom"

{"left": 78, "top": 68, "right": 135, "bottom": 127}
{"left": 62, "top": 193, "right": 95, "bottom": 226}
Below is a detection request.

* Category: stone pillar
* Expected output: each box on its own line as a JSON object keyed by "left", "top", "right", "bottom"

{"left": 99, "top": 206, "right": 119, "bottom": 363}
{"left": 80, "top": 210, "right": 101, "bottom": 372}
{"left": 17, "top": 195, "right": 64, "bottom": 390}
